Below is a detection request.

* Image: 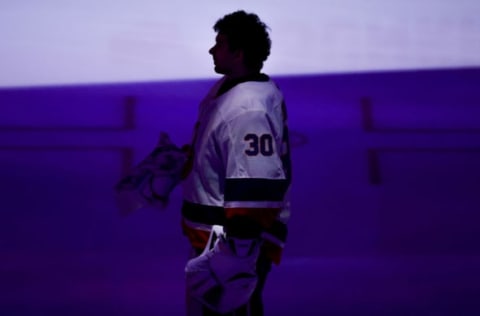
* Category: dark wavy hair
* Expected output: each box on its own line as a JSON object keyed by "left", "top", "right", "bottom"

{"left": 213, "top": 10, "right": 271, "bottom": 72}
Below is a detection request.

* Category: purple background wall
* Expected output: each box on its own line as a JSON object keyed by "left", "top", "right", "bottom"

{"left": 1, "top": 68, "right": 480, "bottom": 315}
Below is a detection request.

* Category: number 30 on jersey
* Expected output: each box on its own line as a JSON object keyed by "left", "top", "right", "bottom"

{"left": 244, "top": 133, "right": 274, "bottom": 156}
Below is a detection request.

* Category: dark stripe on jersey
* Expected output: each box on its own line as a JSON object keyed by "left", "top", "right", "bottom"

{"left": 225, "top": 178, "right": 289, "bottom": 202}
{"left": 182, "top": 201, "right": 226, "bottom": 226}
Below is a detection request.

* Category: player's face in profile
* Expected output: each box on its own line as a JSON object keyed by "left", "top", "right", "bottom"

{"left": 209, "top": 33, "right": 237, "bottom": 75}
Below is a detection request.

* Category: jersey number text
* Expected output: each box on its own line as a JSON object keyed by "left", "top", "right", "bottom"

{"left": 244, "top": 133, "right": 274, "bottom": 156}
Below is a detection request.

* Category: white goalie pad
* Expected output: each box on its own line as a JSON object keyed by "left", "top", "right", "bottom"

{"left": 185, "top": 225, "right": 261, "bottom": 314}
{"left": 114, "top": 132, "right": 187, "bottom": 214}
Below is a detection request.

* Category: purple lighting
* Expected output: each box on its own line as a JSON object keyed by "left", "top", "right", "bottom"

{"left": 1, "top": 68, "right": 480, "bottom": 315}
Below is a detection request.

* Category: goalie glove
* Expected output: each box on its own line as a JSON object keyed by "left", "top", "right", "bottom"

{"left": 114, "top": 132, "right": 187, "bottom": 215}
{"left": 185, "top": 225, "right": 261, "bottom": 314}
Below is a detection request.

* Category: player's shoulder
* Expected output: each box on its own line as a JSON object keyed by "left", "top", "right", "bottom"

{"left": 235, "top": 78, "right": 279, "bottom": 95}
{"left": 229, "top": 80, "right": 282, "bottom": 106}
{"left": 213, "top": 77, "right": 283, "bottom": 123}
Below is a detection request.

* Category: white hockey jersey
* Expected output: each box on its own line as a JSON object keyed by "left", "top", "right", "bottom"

{"left": 181, "top": 75, "right": 292, "bottom": 264}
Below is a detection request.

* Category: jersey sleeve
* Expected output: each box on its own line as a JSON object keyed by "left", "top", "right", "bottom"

{"left": 220, "top": 109, "right": 289, "bottom": 208}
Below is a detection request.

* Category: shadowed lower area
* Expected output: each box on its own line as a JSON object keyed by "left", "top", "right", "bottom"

{"left": 1, "top": 253, "right": 480, "bottom": 315}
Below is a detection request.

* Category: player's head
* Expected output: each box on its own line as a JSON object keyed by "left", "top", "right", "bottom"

{"left": 210, "top": 10, "right": 271, "bottom": 74}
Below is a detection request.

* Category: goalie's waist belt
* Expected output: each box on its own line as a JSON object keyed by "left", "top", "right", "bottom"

{"left": 181, "top": 200, "right": 287, "bottom": 245}
{"left": 182, "top": 201, "right": 226, "bottom": 226}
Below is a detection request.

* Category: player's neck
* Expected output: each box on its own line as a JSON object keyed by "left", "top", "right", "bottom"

{"left": 217, "top": 72, "right": 267, "bottom": 97}
{"left": 225, "top": 67, "right": 258, "bottom": 81}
